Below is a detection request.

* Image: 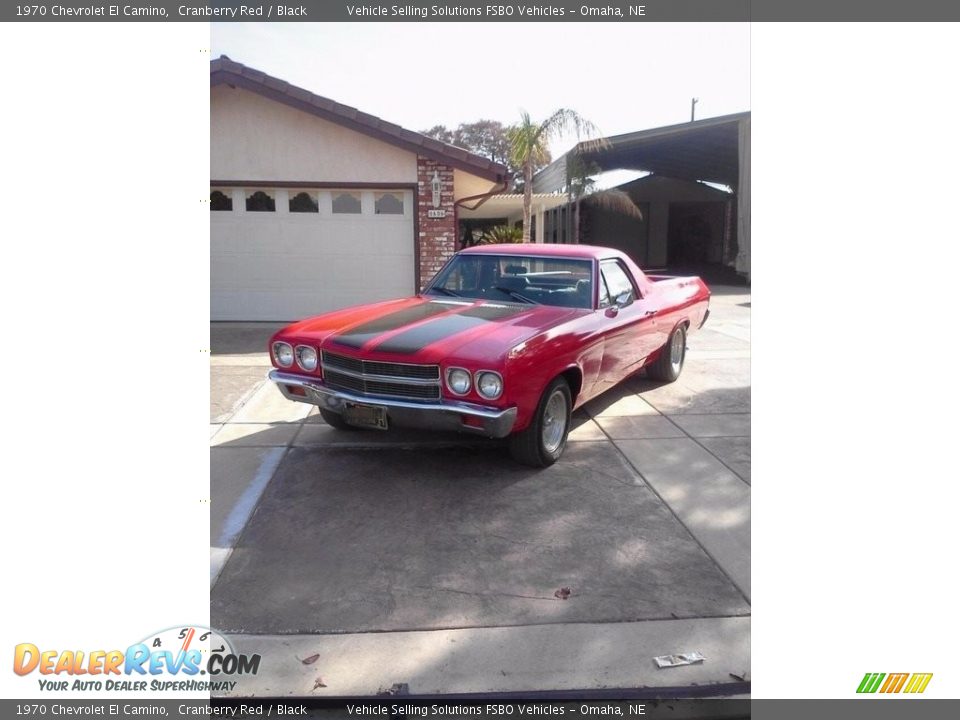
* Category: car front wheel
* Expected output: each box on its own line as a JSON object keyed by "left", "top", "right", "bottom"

{"left": 508, "top": 376, "right": 572, "bottom": 467}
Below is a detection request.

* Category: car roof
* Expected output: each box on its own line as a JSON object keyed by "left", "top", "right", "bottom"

{"left": 460, "top": 243, "right": 613, "bottom": 259}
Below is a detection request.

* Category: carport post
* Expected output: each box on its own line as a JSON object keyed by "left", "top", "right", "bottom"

{"left": 735, "top": 116, "right": 751, "bottom": 280}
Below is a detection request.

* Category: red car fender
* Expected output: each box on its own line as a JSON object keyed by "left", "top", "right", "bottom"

{"left": 503, "top": 334, "right": 596, "bottom": 433}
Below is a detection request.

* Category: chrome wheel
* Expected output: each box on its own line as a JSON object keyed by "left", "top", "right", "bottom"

{"left": 670, "top": 327, "right": 686, "bottom": 374}
{"left": 509, "top": 376, "right": 572, "bottom": 467}
{"left": 541, "top": 389, "right": 569, "bottom": 454}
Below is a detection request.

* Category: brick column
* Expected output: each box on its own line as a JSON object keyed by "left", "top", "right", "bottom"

{"left": 416, "top": 157, "right": 456, "bottom": 289}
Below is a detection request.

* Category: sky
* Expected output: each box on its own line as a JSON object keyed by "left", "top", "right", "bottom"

{"left": 211, "top": 22, "right": 749, "bottom": 164}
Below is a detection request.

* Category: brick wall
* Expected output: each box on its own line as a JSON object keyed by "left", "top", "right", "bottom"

{"left": 416, "top": 157, "right": 456, "bottom": 288}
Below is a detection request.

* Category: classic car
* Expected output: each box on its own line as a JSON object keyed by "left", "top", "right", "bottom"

{"left": 268, "top": 244, "right": 710, "bottom": 466}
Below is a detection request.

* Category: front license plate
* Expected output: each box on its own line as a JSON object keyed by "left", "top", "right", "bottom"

{"left": 342, "top": 402, "right": 388, "bottom": 430}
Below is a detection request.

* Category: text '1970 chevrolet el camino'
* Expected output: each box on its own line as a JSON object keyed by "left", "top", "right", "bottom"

{"left": 268, "top": 243, "right": 710, "bottom": 466}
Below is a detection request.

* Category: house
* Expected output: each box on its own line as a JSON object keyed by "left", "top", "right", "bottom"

{"left": 210, "top": 57, "right": 508, "bottom": 321}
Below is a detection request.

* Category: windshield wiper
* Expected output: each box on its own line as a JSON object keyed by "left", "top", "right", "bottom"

{"left": 427, "top": 287, "right": 462, "bottom": 298}
{"left": 493, "top": 285, "right": 539, "bottom": 304}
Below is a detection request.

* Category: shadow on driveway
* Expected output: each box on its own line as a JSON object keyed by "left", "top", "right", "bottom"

{"left": 211, "top": 439, "right": 749, "bottom": 635}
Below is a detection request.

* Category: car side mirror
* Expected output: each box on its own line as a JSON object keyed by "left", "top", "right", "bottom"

{"left": 614, "top": 291, "right": 634, "bottom": 308}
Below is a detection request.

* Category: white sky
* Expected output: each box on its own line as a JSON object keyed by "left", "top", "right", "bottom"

{"left": 211, "top": 22, "right": 750, "bottom": 159}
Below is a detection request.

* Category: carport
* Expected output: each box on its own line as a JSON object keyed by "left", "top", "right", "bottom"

{"left": 533, "top": 112, "right": 751, "bottom": 281}
{"left": 457, "top": 193, "right": 569, "bottom": 247}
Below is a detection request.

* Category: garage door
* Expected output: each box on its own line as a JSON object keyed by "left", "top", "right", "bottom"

{"left": 211, "top": 187, "right": 415, "bottom": 321}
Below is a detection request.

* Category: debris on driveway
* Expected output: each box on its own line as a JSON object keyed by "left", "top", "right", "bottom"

{"left": 299, "top": 653, "right": 320, "bottom": 665}
{"left": 653, "top": 651, "right": 705, "bottom": 668}
{"left": 377, "top": 683, "right": 410, "bottom": 696}
{"left": 554, "top": 587, "right": 572, "bottom": 600}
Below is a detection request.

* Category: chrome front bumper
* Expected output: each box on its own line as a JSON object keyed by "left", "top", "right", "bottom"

{"left": 269, "top": 370, "right": 517, "bottom": 439}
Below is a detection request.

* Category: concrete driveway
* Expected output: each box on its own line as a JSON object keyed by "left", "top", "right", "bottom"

{"left": 209, "top": 287, "right": 750, "bottom": 696}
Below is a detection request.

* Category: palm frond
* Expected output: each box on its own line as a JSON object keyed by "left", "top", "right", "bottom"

{"left": 582, "top": 189, "right": 644, "bottom": 219}
{"left": 542, "top": 109, "right": 603, "bottom": 145}
{"left": 478, "top": 224, "right": 524, "bottom": 244}
{"left": 578, "top": 135, "right": 611, "bottom": 153}
{"left": 508, "top": 107, "right": 609, "bottom": 244}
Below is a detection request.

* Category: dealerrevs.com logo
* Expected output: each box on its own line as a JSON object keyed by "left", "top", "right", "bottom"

{"left": 13, "top": 626, "right": 260, "bottom": 693}
{"left": 857, "top": 672, "right": 933, "bottom": 694}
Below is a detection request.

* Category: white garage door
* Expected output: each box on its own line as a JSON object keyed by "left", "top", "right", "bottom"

{"left": 211, "top": 187, "right": 415, "bottom": 321}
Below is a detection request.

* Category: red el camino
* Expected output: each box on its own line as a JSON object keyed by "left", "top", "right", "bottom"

{"left": 269, "top": 244, "right": 710, "bottom": 466}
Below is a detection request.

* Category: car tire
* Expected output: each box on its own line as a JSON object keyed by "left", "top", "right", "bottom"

{"left": 508, "top": 376, "right": 572, "bottom": 467}
{"left": 646, "top": 323, "right": 687, "bottom": 382}
{"left": 319, "top": 407, "right": 360, "bottom": 431}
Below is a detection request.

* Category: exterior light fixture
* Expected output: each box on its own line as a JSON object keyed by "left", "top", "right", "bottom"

{"left": 431, "top": 170, "right": 442, "bottom": 208}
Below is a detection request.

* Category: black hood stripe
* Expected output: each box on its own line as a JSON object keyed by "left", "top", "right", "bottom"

{"left": 458, "top": 304, "right": 529, "bottom": 321}
{"left": 373, "top": 303, "right": 527, "bottom": 354}
{"left": 331, "top": 302, "right": 455, "bottom": 349}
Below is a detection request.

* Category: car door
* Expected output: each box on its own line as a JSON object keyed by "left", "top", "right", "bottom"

{"left": 596, "top": 259, "right": 660, "bottom": 388}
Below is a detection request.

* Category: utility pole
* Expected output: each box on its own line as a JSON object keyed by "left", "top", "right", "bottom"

{"left": 691, "top": 97, "right": 699, "bottom": 122}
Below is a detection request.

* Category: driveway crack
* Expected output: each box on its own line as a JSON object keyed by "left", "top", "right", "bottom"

{"left": 409, "top": 585, "right": 559, "bottom": 602}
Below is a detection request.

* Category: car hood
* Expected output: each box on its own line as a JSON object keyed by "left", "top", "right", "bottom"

{"left": 282, "top": 296, "right": 586, "bottom": 364}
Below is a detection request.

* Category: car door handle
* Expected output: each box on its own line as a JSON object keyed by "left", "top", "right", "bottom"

{"left": 644, "top": 310, "right": 656, "bottom": 316}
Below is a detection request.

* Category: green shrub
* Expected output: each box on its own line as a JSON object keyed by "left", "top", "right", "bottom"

{"left": 479, "top": 225, "right": 524, "bottom": 244}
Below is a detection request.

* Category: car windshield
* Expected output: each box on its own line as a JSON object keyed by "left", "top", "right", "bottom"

{"left": 426, "top": 254, "right": 593, "bottom": 309}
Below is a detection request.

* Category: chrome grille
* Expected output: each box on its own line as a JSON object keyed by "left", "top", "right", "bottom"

{"left": 321, "top": 350, "right": 441, "bottom": 401}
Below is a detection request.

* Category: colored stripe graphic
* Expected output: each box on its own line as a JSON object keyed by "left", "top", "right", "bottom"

{"left": 856, "top": 673, "right": 885, "bottom": 693}
{"left": 880, "top": 673, "right": 908, "bottom": 693}
{"left": 857, "top": 672, "right": 932, "bottom": 694}
{"left": 903, "top": 673, "right": 933, "bottom": 694}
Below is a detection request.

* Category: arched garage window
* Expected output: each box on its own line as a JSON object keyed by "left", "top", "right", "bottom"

{"left": 375, "top": 192, "right": 404, "bottom": 215}
{"left": 246, "top": 190, "right": 275, "bottom": 212}
{"left": 210, "top": 189, "right": 232, "bottom": 211}
{"left": 332, "top": 192, "right": 361, "bottom": 214}
{"left": 289, "top": 191, "right": 319, "bottom": 213}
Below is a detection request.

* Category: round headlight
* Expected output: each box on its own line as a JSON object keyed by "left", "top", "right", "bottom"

{"left": 476, "top": 371, "right": 503, "bottom": 400}
{"left": 296, "top": 345, "right": 318, "bottom": 371}
{"left": 446, "top": 368, "right": 472, "bottom": 395}
{"left": 273, "top": 341, "right": 294, "bottom": 368}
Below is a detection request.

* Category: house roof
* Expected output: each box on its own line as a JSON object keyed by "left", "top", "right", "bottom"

{"left": 210, "top": 56, "right": 509, "bottom": 183}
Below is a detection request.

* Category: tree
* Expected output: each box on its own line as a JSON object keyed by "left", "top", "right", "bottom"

{"left": 421, "top": 120, "right": 551, "bottom": 188}
{"left": 422, "top": 124, "right": 455, "bottom": 145}
{"left": 508, "top": 109, "right": 604, "bottom": 243}
{"left": 566, "top": 153, "right": 643, "bottom": 245}
{"left": 454, "top": 120, "right": 512, "bottom": 167}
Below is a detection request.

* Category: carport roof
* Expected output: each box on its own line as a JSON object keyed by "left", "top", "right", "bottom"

{"left": 534, "top": 112, "right": 749, "bottom": 190}
{"left": 210, "top": 56, "right": 509, "bottom": 183}
{"left": 458, "top": 192, "right": 569, "bottom": 219}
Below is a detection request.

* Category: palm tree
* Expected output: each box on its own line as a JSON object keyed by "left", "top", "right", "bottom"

{"left": 566, "top": 153, "right": 643, "bottom": 244}
{"left": 508, "top": 109, "right": 605, "bottom": 243}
